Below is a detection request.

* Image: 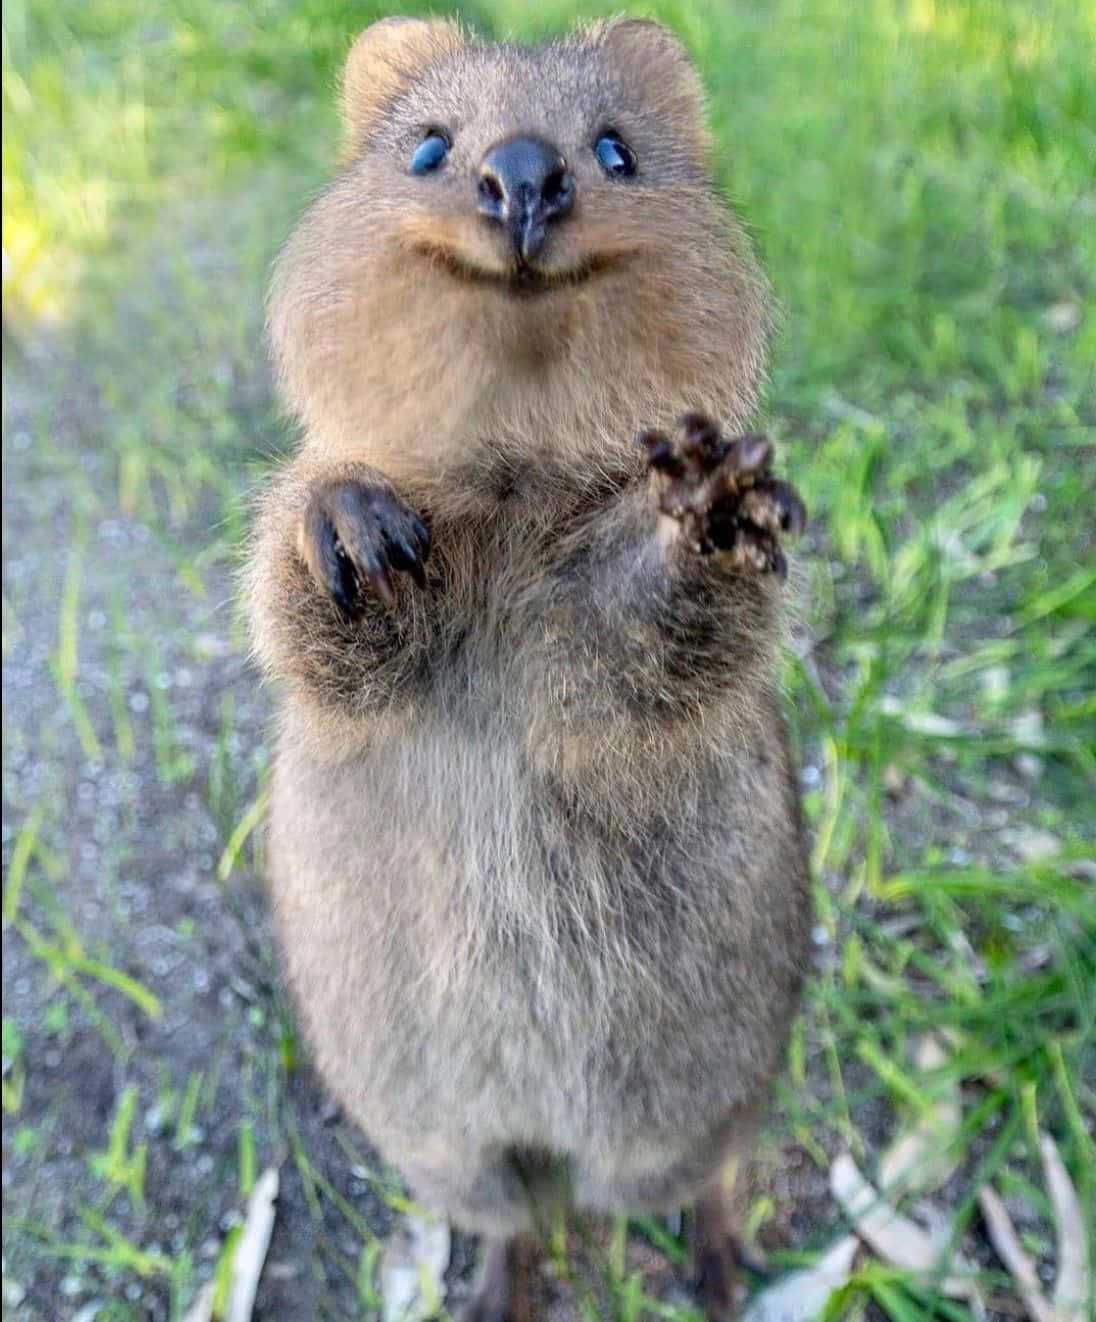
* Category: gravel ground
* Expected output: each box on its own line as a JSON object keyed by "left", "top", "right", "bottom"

{"left": 0, "top": 305, "right": 411, "bottom": 1318}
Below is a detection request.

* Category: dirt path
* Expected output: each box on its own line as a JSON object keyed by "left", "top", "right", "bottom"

{"left": 0, "top": 307, "right": 413, "bottom": 1318}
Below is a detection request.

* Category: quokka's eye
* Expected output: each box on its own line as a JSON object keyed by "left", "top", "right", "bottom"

{"left": 410, "top": 132, "right": 450, "bottom": 174}
{"left": 593, "top": 131, "right": 637, "bottom": 177}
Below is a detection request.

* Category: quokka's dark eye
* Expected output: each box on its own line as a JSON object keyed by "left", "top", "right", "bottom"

{"left": 594, "top": 132, "right": 637, "bottom": 177}
{"left": 410, "top": 132, "right": 450, "bottom": 174}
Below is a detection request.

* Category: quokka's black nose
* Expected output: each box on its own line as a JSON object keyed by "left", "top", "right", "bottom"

{"left": 478, "top": 136, "right": 575, "bottom": 262}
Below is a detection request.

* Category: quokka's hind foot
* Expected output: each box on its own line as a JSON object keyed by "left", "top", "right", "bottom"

{"left": 690, "top": 1177, "right": 766, "bottom": 1322}
{"left": 640, "top": 412, "right": 805, "bottom": 577}
{"left": 459, "top": 1234, "right": 539, "bottom": 1322}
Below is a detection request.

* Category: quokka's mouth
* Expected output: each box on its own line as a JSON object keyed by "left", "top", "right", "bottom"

{"left": 413, "top": 242, "right": 623, "bottom": 297}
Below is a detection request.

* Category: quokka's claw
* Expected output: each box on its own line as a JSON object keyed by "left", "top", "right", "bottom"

{"left": 639, "top": 413, "right": 805, "bottom": 573}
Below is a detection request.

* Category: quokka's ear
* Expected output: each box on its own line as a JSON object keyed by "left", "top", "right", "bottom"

{"left": 590, "top": 18, "right": 707, "bottom": 149}
{"left": 341, "top": 17, "right": 465, "bottom": 148}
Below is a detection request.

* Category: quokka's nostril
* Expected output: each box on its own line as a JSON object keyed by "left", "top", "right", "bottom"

{"left": 542, "top": 170, "right": 565, "bottom": 204}
{"left": 479, "top": 174, "right": 504, "bottom": 207}
{"left": 541, "top": 169, "right": 575, "bottom": 220}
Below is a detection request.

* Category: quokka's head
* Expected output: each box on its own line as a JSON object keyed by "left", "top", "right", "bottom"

{"left": 270, "top": 18, "right": 771, "bottom": 482}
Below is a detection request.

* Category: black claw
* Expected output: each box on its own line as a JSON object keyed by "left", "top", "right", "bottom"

{"left": 639, "top": 429, "right": 684, "bottom": 476}
{"left": 329, "top": 572, "right": 350, "bottom": 611}
{"left": 339, "top": 556, "right": 360, "bottom": 611}
{"left": 317, "top": 529, "right": 342, "bottom": 596}
{"left": 309, "top": 505, "right": 355, "bottom": 611}
{"left": 332, "top": 546, "right": 359, "bottom": 612}
{"left": 358, "top": 545, "right": 395, "bottom": 606}
{"left": 678, "top": 412, "right": 723, "bottom": 462}
{"left": 386, "top": 533, "right": 427, "bottom": 589}
{"left": 410, "top": 514, "right": 431, "bottom": 560}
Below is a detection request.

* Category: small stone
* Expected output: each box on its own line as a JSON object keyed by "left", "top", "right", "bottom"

{"left": 1045, "top": 301, "right": 1081, "bottom": 334}
{"left": 2, "top": 1281, "right": 26, "bottom": 1307}
{"left": 1004, "top": 828, "right": 1061, "bottom": 862}
{"left": 980, "top": 665, "right": 1009, "bottom": 707}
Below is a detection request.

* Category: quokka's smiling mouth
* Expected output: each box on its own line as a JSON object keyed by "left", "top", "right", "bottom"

{"left": 413, "top": 242, "right": 624, "bottom": 296}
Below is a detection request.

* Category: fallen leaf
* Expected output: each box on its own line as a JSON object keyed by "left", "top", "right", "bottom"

{"left": 1040, "top": 1132, "right": 1091, "bottom": 1322}
{"left": 880, "top": 697, "right": 964, "bottom": 738}
{"left": 180, "top": 1168, "right": 280, "bottom": 1322}
{"left": 741, "top": 1235, "right": 858, "bottom": 1322}
{"left": 977, "top": 1183, "right": 1057, "bottom": 1322}
{"left": 831, "top": 1152, "right": 981, "bottom": 1307}
{"left": 227, "top": 1166, "right": 280, "bottom": 1322}
{"left": 180, "top": 1282, "right": 214, "bottom": 1322}
{"left": 380, "top": 1214, "right": 451, "bottom": 1322}
{"left": 878, "top": 1035, "right": 962, "bottom": 1197}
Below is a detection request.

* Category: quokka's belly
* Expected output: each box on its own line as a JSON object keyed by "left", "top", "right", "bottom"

{"left": 268, "top": 711, "right": 809, "bottom": 1156}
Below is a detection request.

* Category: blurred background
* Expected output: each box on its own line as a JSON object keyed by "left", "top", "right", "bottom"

{"left": 2, "top": 2, "right": 1093, "bottom": 1319}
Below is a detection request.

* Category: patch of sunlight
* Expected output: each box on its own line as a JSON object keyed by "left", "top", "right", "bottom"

{"left": 905, "top": 0, "right": 1059, "bottom": 66}
{"left": 1, "top": 211, "right": 73, "bottom": 328}
{"left": 909, "top": 0, "right": 939, "bottom": 34}
{"left": 2, "top": 152, "right": 121, "bottom": 329}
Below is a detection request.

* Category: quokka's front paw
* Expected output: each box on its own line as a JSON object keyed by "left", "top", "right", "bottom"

{"left": 640, "top": 412, "right": 806, "bottom": 577}
{"left": 299, "top": 478, "right": 430, "bottom": 612}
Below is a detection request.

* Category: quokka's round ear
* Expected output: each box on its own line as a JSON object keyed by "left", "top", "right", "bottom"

{"left": 341, "top": 17, "right": 464, "bottom": 145}
{"left": 590, "top": 18, "right": 708, "bottom": 148}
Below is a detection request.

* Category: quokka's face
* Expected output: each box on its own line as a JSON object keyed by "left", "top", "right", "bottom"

{"left": 269, "top": 18, "right": 770, "bottom": 476}
{"left": 335, "top": 18, "right": 717, "bottom": 299}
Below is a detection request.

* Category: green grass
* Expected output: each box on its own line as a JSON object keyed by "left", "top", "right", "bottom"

{"left": 3, "top": 0, "right": 1094, "bottom": 1319}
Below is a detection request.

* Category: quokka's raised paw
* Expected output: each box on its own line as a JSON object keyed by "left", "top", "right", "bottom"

{"left": 640, "top": 412, "right": 806, "bottom": 576}
{"left": 299, "top": 478, "right": 431, "bottom": 612}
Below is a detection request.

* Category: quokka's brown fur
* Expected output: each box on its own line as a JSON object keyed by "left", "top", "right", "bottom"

{"left": 247, "top": 11, "right": 810, "bottom": 1292}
